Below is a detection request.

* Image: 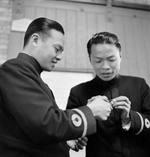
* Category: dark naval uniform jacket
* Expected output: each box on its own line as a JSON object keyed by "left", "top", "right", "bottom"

{"left": 0, "top": 53, "right": 96, "bottom": 157}
{"left": 67, "top": 75, "right": 150, "bottom": 157}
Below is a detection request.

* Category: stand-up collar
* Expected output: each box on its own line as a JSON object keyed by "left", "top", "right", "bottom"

{"left": 17, "top": 53, "right": 42, "bottom": 74}
{"left": 93, "top": 75, "right": 120, "bottom": 88}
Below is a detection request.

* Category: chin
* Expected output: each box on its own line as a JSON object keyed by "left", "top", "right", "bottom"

{"left": 100, "top": 75, "right": 115, "bottom": 81}
{"left": 102, "top": 78, "right": 113, "bottom": 81}
{"left": 43, "top": 66, "right": 53, "bottom": 72}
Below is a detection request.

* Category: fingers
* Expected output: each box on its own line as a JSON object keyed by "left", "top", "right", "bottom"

{"left": 67, "top": 140, "right": 79, "bottom": 151}
{"left": 87, "top": 95, "right": 113, "bottom": 120}
{"left": 112, "top": 101, "right": 130, "bottom": 110}
{"left": 88, "top": 95, "right": 109, "bottom": 104}
{"left": 78, "top": 137, "right": 88, "bottom": 146}
{"left": 101, "top": 95, "right": 109, "bottom": 102}
{"left": 88, "top": 95, "right": 131, "bottom": 111}
{"left": 72, "top": 137, "right": 88, "bottom": 151}
{"left": 111, "top": 96, "right": 131, "bottom": 109}
{"left": 75, "top": 137, "right": 88, "bottom": 150}
{"left": 111, "top": 96, "right": 130, "bottom": 104}
{"left": 79, "top": 137, "right": 88, "bottom": 143}
{"left": 87, "top": 95, "right": 131, "bottom": 121}
{"left": 111, "top": 96, "right": 131, "bottom": 120}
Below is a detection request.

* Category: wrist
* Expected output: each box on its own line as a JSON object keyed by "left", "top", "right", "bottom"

{"left": 121, "top": 112, "right": 130, "bottom": 124}
{"left": 122, "top": 114, "right": 131, "bottom": 131}
{"left": 122, "top": 116, "right": 130, "bottom": 124}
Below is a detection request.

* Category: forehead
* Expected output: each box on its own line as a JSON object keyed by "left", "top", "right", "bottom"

{"left": 46, "top": 29, "right": 64, "bottom": 46}
{"left": 91, "top": 43, "right": 120, "bottom": 58}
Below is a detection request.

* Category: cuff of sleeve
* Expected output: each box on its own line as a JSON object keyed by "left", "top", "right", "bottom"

{"left": 130, "top": 110, "right": 144, "bottom": 135}
{"left": 76, "top": 106, "right": 96, "bottom": 136}
{"left": 135, "top": 112, "right": 144, "bottom": 135}
{"left": 73, "top": 108, "right": 87, "bottom": 137}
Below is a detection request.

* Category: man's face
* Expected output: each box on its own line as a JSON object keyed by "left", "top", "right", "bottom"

{"left": 90, "top": 43, "right": 121, "bottom": 81}
{"left": 36, "top": 29, "right": 64, "bottom": 71}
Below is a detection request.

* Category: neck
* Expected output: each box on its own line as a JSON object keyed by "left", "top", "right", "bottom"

{"left": 22, "top": 46, "right": 37, "bottom": 60}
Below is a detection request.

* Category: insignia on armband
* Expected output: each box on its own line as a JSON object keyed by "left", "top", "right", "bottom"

{"left": 71, "top": 114, "right": 82, "bottom": 127}
{"left": 145, "top": 118, "right": 150, "bottom": 129}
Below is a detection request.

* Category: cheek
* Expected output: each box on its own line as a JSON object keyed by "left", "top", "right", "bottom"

{"left": 111, "top": 61, "right": 120, "bottom": 71}
{"left": 91, "top": 63, "right": 101, "bottom": 70}
{"left": 43, "top": 49, "right": 54, "bottom": 60}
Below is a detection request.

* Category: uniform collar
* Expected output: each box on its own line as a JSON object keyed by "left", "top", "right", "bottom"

{"left": 17, "top": 53, "right": 42, "bottom": 74}
{"left": 93, "top": 75, "right": 120, "bottom": 88}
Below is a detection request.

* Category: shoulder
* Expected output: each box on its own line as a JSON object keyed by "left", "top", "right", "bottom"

{"left": 0, "top": 59, "right": 18, "bottom": 74}
{"left": 1, "top": 58, "right": 19, "bottom": 69}
{"left": 119, "top": 75, "right": 148, "bottom": 89}
{"left": 120, "top": 75, "right": 145, "bottom": 82}
{"left": 0, "top": 57, "right": 32, "bottom": 79}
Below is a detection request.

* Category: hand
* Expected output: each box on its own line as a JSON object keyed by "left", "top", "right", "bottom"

{"left": 111, "top": 96, "right": 131, "bottom": 123}
{"left": 67, "top": 137, "right": 88, "bottom": 152}
{"left": 87, "top": 95, "right": 112, "bottom": 120}
{"left": 76, "top": 137, "right": 88, "bottom": 150}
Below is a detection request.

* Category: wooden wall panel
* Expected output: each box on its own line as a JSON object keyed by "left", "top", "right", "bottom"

{"left": 121, "top": 14, "right": 138, "bottom": 76}
{"left": 8, "top": 0, "right": 150, "bottom": 84}
{"left": 55, "top": 9, "right": 67, "bottom": 68}
{"left": 24, "top": 6, "right": 35, "bottom": 19}
{"left": 111, "top": 13, "right": 129, "bottom": 74}
{"left": 76, "top": 11, "right": 89, "bottom": 69}
{"left": 97, "top": 13, "right": 107, "bottom": 32}
{"left": 35, "top": 7, "right": 46, "bottom": 18}
{"left": 7, "top": 31, "right": 24, "bottom": 59}
{"left": 65, "top": 10, "right": 78, "bottom": 69}
{"left": 142, "top": 19, "right": 150, "bottom": 81}
{"left": 105, "top": 8, "right": 150, "bottom": 84}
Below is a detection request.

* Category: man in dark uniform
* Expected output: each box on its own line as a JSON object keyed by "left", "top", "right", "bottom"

{"left": 0, "top": 18, "right": 113, "bottom": 157}
{"left": 67, "top": 32, "right": 150, "bottom": 157}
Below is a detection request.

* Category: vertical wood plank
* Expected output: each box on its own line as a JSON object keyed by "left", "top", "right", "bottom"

{"left": 8, "top": 0, "right": 150, "bottom": 81}
{"left": 7, "top": 32, "right": 24, "bottom": 59}
{"left": 122, "top": 14, "right": 139, "bottom": 76}
{"left": 112, "top": 13, "right": 129, "bottom": 74}
{"left": 45, "top": 8, "right": 56, "bottom": 20}
{"left": 35, "top": 7, "right": 46, "bottom": 18}
{"left": 55, "top": 9, "right": 67, "bottom": 68}
{"left": 76, "top": 9, "right": 89, "bottom": 70}
{"left": 65, "top": 10, "right": 77, "bottom": 69}
{"left": 24, "top": 6, "right": 35, "bottom": 19}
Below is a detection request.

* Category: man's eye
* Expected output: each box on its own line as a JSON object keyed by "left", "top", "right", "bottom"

{"left": 109, "top": 59, "right": 116, "bottom": 62}
{"left": 95, "top": 60, "right": 102, "bottom": 63}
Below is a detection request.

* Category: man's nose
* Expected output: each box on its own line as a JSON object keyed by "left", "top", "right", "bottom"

{"left": 56, "top": 53, "right": 63, "bottom": 61}
{"left": 102, "top": 61, "right": 110, "bottom": 69}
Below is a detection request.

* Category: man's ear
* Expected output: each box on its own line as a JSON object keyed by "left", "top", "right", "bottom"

{"left": 31, "top": 33, "right": 40, "bottom": 46}
{"left": 89, "top": 54, "right": 92, "bottom": 62}
{"left": 119, "top": 51, "right": 122, "bottom": 58}
{"left": 119, "top": 52, "right": 122, "bottom": 63}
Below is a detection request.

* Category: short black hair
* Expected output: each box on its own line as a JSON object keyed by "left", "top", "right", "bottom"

{"left": 23, "top": 17, "right": 64, "bottom": 47}
{"left": 87, "top": 32, "right": 121, "bottom": 56}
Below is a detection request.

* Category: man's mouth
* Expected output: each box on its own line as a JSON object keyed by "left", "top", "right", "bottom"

{"left": 52, "top": 61, "right": 57, "bottom": 64}
{"left": 101, "top": 73, "right": 112, "bottom": 77}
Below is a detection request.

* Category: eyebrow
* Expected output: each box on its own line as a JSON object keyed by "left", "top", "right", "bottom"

{"left": 94, "top": 55, "right": 115, "bottom": 59}
{"left": 107, "top": 56, "right": 116, "bottom": 59}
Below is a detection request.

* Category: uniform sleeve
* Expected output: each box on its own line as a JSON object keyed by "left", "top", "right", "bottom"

{"left": 128, "top": 79, "right": 150, "bottom": 136}
{"left": 67, "top": 89, "right": 97, "bottom": 137}
{"left": 0, "top": 62, "right": 96, "bottom": 144}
